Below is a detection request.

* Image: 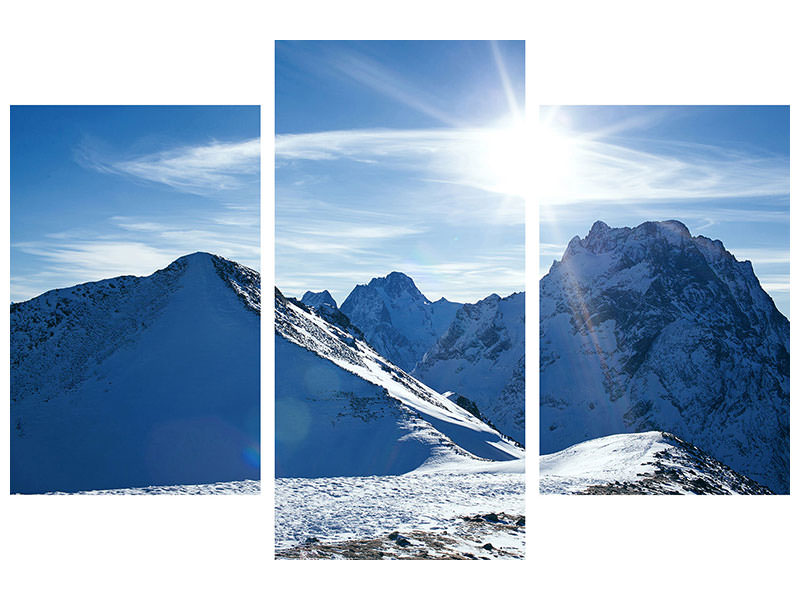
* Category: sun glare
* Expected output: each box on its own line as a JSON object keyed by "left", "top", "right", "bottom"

{"left": 536, "top": 124, "right": 577, "bottom": 202}
{"left": 483, "top": 122, "right": 530, "bottom": 198}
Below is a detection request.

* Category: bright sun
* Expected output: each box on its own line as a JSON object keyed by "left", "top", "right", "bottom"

{"left": 483, "top": 122, "right": 530, "bottom": 198}
{"left": 535, "top": 124, "right": 577, "bottom": 201}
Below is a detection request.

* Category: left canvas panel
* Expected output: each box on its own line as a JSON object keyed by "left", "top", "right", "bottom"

{"left": 10, "top": 106, "right": 261, "bottom": 494}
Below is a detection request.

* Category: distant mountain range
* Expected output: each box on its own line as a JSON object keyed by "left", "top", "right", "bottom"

{"left": 275, "top": 287, "right": 523, "bottom": 477}
{"left": 288, "top": 272, "right": 526, "bottom": 448}
{"left": 540, "top": 221, "right": 789, "bottom": 494}
{"left": 11, "top": 252, "right": 260, "bottom": 494}
{"left": 413, "top": 292, "right": 525, "bottom": 444}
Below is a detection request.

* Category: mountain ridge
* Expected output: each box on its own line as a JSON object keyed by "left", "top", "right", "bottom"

{"left": 275, "top": 287, "right": 522, "bottom": 478}
{"left": 11, "top": 252, "right": 261, "bottom": 494}
{"left": 540, "top": 220, "right": 789, "bottom": 493}
{"left": 339, "top": 271, "right": 462, "bottom": 372}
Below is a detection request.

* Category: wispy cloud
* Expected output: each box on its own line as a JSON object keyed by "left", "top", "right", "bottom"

{"left": 12, "top": 209, "right": 260, "bottom": 302}
{"left": 538, "top": 134, "right": 788, "bottom": 204}
{"left": 727, "top": 248, "right": 790, "bottom": 265}
{"left": 277, "top": 127, "right": 528, "bottom": 198}
{"left": 539, "top": 201, "right": 789, "bottom": 227}
{"left": 327, "top": 49, "right": 460, "bottom": 127}
{"left": 78, "top": 138, "right": 260, "bottom": 195}
{"left": 759, "top": 276, "right": 790, "bottom": 293}
{"left": 13, "top": 241, "right": 179, "bottom": 286}
{"left": 285, "top": 222, "right": 426, "bottom": 241}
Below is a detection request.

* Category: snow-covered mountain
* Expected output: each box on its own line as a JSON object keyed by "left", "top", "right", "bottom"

{"left": 301, "top": 290, "right": 337, "bottom": 310}
{"left": 540, "top": 220, "right": 789, "bottom": 493}
{"left": 275, "top": 288, "right": 522, "bottom": 478}
{"left": 11, "top": 252, "right": 260, "bottom": 494}
{"left": 412, "top": 292, "right": 525, "bottom": 444}
{"left": 540, "top": 432, "right": 773, "bottom": 495}
{"left": 339, "top": 272, "right": 461, "bottom": 372}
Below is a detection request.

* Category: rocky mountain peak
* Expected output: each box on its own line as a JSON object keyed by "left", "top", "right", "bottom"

{"left": 366, "top": 271, "right": 426, "bottom": 301}
{"left": 540, "top": 220, "right": 789, "bottom": 493}
{"left": 301, "top": 290, "right": 338, "bottom": 310}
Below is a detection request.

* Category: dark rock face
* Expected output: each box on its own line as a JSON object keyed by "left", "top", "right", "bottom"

{"left": 540, "top": 221, "right": 789, "bottom": 493}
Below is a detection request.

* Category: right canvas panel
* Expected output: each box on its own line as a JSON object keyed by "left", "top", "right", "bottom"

{"left": 538, "top": 105, "right": 789, "bottom": 494}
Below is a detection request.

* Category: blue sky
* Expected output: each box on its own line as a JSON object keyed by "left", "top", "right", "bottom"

{"left": 538, "top": 106, "right": 790, "bottom": 317}
{"left": 275, "top": 41, "right": 525, "bottom": 304}
{"left": 11, "top": 106, "right": 259, "bottom": 302}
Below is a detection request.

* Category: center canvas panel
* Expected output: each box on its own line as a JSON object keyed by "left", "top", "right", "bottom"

{"left": 274, "top": 40, "right": 526, "bottom": 559}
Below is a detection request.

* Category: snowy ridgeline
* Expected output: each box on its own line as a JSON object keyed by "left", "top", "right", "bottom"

{"left": 540, "top": 432, "right": 773, "bottom": 495}
{"left": 11, "top": 252, "right": 261, "bottom": 494}
{"left": 540, "top": 220, "right": 789, "bottom": 494}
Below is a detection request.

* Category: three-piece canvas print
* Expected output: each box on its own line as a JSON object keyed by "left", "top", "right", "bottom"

{"left": 8, "top": 42, "right": 790, "bottom": 559}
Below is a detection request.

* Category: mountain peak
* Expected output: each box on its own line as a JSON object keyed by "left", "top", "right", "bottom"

{"left": 172, "top": 251, "right": 216, "bottom": 264}
{"left": 11, "top": 251, "right": 260, "bottom": 493}
{"left": 660, "top": 219, "right": 691, "bottom": 236}
{"left": 372, "top": 271, "right": 415, "bottom": 286}
{"left": 588, "top": 220, "right": 610, "bottom": 236}
{"left": 366, "top": 271, "right": 426, "bottom": 301}
{"left": 301, "top": 290, "right": 338, "bottom": 310}
{"left": 541, "top": 221, "right": 789, "bottom": 493}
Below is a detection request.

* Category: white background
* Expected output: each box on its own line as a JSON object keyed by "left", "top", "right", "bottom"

{"left": 2, "top": 1, "right": 797, "bottom": 598}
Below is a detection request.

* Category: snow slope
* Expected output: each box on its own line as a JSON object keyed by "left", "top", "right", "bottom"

{"left": 340, "top": 272, "right": 461, "bottom": 372}
{"left": 275, "top": 289, "right": 522, "bottom": 478}
{"left": 413, "top": 292, "right": 525, "bottom": 444}
{"left": 11, "top": 252, "right": 260, "bottom": 494}
{"left": 540, "top": 432, "right": 772, "bottom": 495}
{"left": 540, "top": 221, "right": 789, "bottom": 493}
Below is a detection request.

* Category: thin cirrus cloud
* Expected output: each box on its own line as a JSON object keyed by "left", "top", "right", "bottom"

{"left": 539, "top": 136, "right": 788, "bottom": 205}
{"left": 276, "top": 127, "right": 526, "bottom": 198}
{"left": 12, "top": 215, "right": 260, "bottom": 302}
{"left": 78, "top": 138, "right": 260, "bottom": 195}
{"left": 13, "top": 240, "right": 179, "bottom": 286}
{"left": 276, "top": 130, "right": 526, "bottom": 300}
{"left": 325, "top": 48, "right": 461, "bottom": 127}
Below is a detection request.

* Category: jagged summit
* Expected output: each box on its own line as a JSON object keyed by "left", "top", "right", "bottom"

{"left": 567, "top": 220, "right": 714, "bottom": 259}
{"left": 340, "top": 272, "right": 461, "bottom": 372}
{"left": 541, "top": 220, "right": 789, "bottom": 493}
{"left": 301, "top": 290, "right": 337, "bottom": 310}
{"left": 359, "top": 271, "right": 428, "bottom": 302}
{"left": 380, "top": 271, "right": 416, "bottom": 283}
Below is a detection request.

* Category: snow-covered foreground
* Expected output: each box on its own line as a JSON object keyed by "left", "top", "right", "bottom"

{"left": 44, "top": 479, "right": 260, "bottom": 495}
{"left": 540, "top": 431, "right": 773, "bottom": 495}
{"left": 275, "top": 465, "right": 525, "bottom": 555}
